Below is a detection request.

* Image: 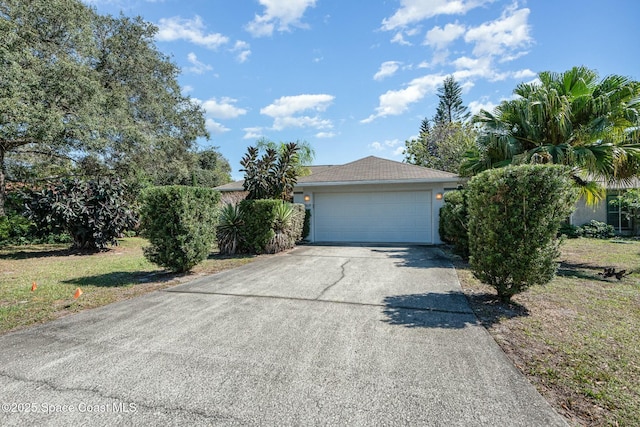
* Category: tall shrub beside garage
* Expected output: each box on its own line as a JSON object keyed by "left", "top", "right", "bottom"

{"left": 140, "top": 186, "right": 220, "bottom": 272}
{"left": 467, "top": 165, "right": 577, "bottom": 302}
{"left": 439, "top": 189, "right": 469, "bottom": 258}
{"left": 237, "top": 200, "right": 305, "bottom": 254}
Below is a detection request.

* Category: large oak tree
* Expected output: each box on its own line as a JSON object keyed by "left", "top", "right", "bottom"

{"left": 0, "top": 0, "right": 216, "bottom": 215}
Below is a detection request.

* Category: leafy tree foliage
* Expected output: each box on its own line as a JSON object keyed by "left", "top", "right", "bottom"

{"left": 467, "top": 165, "right": 577, "bottom": 302}
{"left": 23, "top": 178, "right": 137, "bottom": 251}
{"left": 433, "top": 76, "right": 470, "bottom": 125}
{"left": 404, "top": 77, "right": 472, "bottom": 172}
{"left": 609, "top": 189, "right": 640, "bottom": 234}
{"left": 240, "top": 142, "right": 301, "bottom": 201}
{"left": 438, "top": 189, "right": 469, "bottom": 257}
{"left": 139, "top": 186, "right": 220, "bottom": 272}
{"left": 0, "top": 0, "right": 212, "bottom": 215}
{"left": 403, "top": 121, "right": 477, "bottom": 173}
{"left": 255, "top": 138, "right": 315, "bottom": 177}
{"left": 462, "top": 66, "right": 640, "bottom": 203}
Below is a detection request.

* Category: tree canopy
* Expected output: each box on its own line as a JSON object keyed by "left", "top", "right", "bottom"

{"left": 462, "top": 66, "right": 640, "bottom": 202}
{"left": 403, "top": 122, "right": 476, "bottom": 173}
{"left": 404, "top": 76, "right": 472, "bottom": 172}
{"left": 0, "top": 0, "right": 224, "bottom": 215}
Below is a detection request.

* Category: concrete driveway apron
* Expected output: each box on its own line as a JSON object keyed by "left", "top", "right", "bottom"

{"left": 0, "top": 245, "right": 566, "bottom": 426}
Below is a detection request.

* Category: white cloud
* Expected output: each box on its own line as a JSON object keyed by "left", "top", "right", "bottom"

{"left": 384, "top": 139, "right": 402, "bottom": 148}
{"left": 469, "top": 99, "right": 497, "bottom": 115}
{"left": 361, "top": 74, "right": 444, "bottom": 123}
{"left": 246, "top": 0, "right": 317, "bottom": 37}
{"left": 261, "top": 94, "right": 335, "bottom": 131}
{"left": 316, "top": 131, "right": 336, "bottom": 138}
{"left": 231, "top": 40, "right": 251, "bottom": 63}
{"left": 157, "top": 16, "right": 228, "bottom": 49}
{"left": 369, "top": 139, "right": 405, "bottom": 156}
{"left": 512, "top": 68, "right": 536, "bottom": 79}
{"left": 243, "top": 127, "right": 264, "bottom": 140}
{"left": 199, "top": 97, "right": 247, "bottom": 119}
{"left": 272, "top": 116, "right": 332, "bottom": 131}
{"left": 374, "top": 61, "right": 402, "bottom": 81}
{"left": 261, "top": 94, "right": 334, "bottom": 117}
{"left": 381, "top": 0, "right": 493, "bottom": 31}
{"left": 186, "top": 52, "right": 213, "bottom": 74}
{"left": 464, "top": 7, "right": 532, "bottom": 58}
{"left": 391, "top": 32, "right": 412, "bottom": 46}
{"left": 369, "top": 142, "right": 384, "bottom": 151}
{"left": 424, "top": 23, "right": 466, "bottom": 49}
{"left": 206, "top": 118, "right": 230, "bottom": 134}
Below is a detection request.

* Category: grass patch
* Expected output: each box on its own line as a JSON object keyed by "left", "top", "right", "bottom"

{"left": 451, "top": 237, "right": 640, "bottom": 426}
{"left": 0, "top": 237, "right": 255, "bottom": 334}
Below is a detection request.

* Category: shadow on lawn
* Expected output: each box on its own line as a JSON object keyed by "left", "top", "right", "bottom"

{"left": 0, "top": 248, "right": 79, "bottom": 260}
{"left": 464, "top": 292, "right": 530, "bottom": 328}
{"left": 382, "top": 291, "right": 530, "bottom": 329}
{"left": 557, "top": 260, "right": 614, "bottom": 282}
{"left": 62, "top": 271, "right": 176, "bottom": 288}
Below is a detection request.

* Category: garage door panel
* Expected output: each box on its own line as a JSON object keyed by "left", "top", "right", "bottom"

{"left": 314, "top": 191, "right": 431, "bottom": 243}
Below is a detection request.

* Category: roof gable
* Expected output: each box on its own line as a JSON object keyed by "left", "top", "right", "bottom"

{"left": 215, "top": 156, "right": 459, "bottom": 191}
{"left": 297, "top": 156, "right": 458, "bottom": 184}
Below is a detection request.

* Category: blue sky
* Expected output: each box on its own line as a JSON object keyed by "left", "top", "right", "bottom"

{"left": 83, "top": 0, "right": 640, "bottom": 179}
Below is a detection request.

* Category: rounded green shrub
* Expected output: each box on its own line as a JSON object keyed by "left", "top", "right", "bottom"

{"left": 140, "top": 186, "right": 220, "bottom": 272}
{"left": 439, "top": 189, "right": 469, "bottom": 257}
{"left": 467, "top": 165, "right": 577, "bottom": 302}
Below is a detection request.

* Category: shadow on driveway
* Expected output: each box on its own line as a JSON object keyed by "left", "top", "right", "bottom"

{"left": 382, "top": 291, "right": 530, "bottom": 329}
{"left": 371, "top": 246, "right": 450, "bottom": 268}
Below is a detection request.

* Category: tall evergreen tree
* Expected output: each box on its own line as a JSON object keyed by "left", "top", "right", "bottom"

{"left": 433, "top": 76, "right": 470, "bottom": 124}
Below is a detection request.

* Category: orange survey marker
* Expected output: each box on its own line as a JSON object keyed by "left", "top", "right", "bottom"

{"left": 73, "top": 288, "right": 83, "bottom": 299}
{"left": 31, "top": 282, "right": 37, "bottom": 292}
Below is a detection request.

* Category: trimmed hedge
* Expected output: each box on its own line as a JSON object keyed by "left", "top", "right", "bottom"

{"left": 467, "top": 165, "right": 577, "bottom": 302}
{"left": 140, "top": 186, "right": 220, "bottom": 272}
{"left": 237, "top": 199, "right": 304, "bottom": 254}
{"left": 439, "top": 189, "right": 469, "bottom": 257}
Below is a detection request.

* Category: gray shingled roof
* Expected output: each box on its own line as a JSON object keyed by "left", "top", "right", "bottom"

{"left": 297, "top": 156, "right": 458, "bottom": 184}
{"left": 215, "top": 156, "right": 459, "bottom": 191}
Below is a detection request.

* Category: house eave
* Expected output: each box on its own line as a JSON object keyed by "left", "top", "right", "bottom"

{"left": 295, "top": 178, "right": 461, "bottom": 187}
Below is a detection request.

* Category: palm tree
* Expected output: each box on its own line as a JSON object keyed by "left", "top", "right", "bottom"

{"left": 462, "top": 66, "right": 640, "bottom": 203}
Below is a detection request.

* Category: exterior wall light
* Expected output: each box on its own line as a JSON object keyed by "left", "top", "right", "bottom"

{"left": 435, "top": 193, "right": 443, "bottom": 200}
{"left": 304, "top": 195, "right": 311, "bottom": 202}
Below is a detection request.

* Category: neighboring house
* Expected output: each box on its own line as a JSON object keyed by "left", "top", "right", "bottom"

{"left": 571, "top": 179, "right": 640, "bottom": 235}
{"left": 216, "top": 156, "right": 461, "bottom": 244}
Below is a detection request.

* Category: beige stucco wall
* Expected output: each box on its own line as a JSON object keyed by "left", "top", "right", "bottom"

{"left": 571, "top": 197, "right": 607, "bottom": 226}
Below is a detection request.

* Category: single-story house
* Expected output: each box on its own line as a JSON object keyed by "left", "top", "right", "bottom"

{"left": 216, "top": 156, "right": 462, "bottom": 244}
{"left": 571, "top": 178, "right": 640, "bottom": 235}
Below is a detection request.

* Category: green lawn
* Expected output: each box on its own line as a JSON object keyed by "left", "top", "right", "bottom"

{"left": 453, "top": 238, "right": 640, "bottom": 426}
{"left": 0, "top": 237, "right": 255, "bottom": 334}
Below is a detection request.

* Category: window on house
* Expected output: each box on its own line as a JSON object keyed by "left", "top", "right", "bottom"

{"left": 607, "top": 194, "right": 631, "bottom": 230}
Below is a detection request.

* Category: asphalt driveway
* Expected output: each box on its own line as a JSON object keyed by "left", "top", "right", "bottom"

{"left": 0, "top": 245, "right": 566, "bottom": 426}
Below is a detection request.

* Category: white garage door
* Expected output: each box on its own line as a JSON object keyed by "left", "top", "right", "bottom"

{"left": 313, "top": 191, "right": 432, "bottom": 243}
